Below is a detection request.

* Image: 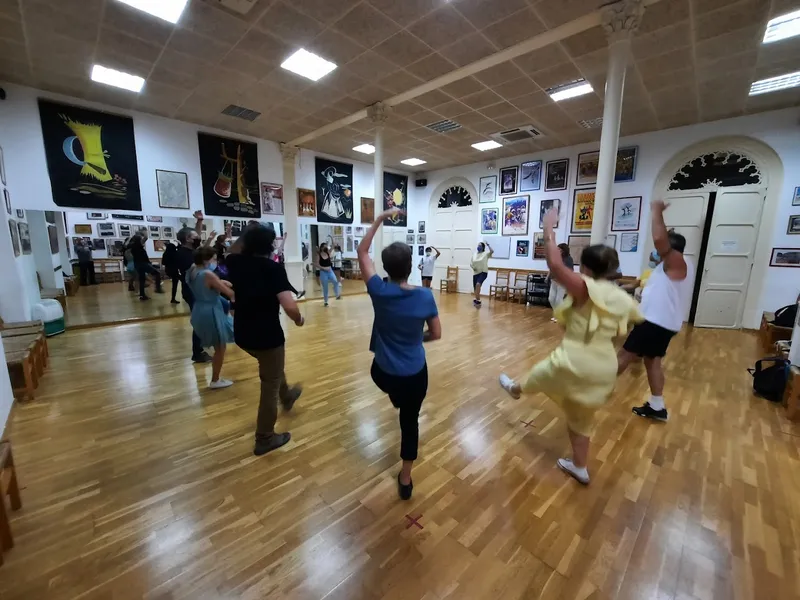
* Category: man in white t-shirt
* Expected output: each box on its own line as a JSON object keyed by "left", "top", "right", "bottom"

{"left": 418, "top": 246, "right": 440, "bottom": 288}
{"left": 617, "top": 200, "right": 695, "bottom": 423}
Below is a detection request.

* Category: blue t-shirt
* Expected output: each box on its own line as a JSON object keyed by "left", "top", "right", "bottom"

{"left": 367, "top": 275, "right": 438, "bottom": 376}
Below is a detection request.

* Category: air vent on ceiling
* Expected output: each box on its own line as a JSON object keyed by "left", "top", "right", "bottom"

{"left": 489, "top": 125, "right": 543, "bottom": 144}
{"left": 222, "top": 104, "right": 261, "bottom": 122}
{"left": 425, "top": 119, "right": 461, "bottom": 133}
{"left": 578, "top": 117, "right": 604, "bottom": 129}
{"left": 208, "top": 0, "right": 259, "bottom": 15}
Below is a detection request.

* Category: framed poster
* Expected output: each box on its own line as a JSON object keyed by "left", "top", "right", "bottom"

{"left": 481, "top": 207, "right": 498, "bottom": 234}
{"left": 483, "top": 235, "right": 511, "bottom": 259}
{"left": 620, "top": 232, "right": 639, "bottom": 252}
{"left": 571, "top": 189, "right": 595, "bottom": 233}
{"left": 604, "top": 234, "right": 617, "bottom": 248}
{"left": 479, "top": 175, "right": 497, "bottom": 203}
{"left": 92, "top": 238, "right": 106, "bottom": 251}
{"left": 519, "top": 160, "right": 542, "bottom": 192}
{"left": 576, "top": 151, "right": 599, "bottom": 187}
{"left": 539, "top": 199, "right": 560, "bottom": 229}
{"left": 383, "top": 172, "right": 408, "bottom": 227}
{"left": 545, "top": 158, "right": 569, "bottom": 192}
{"left": 118, "top": 223, "right": 133, "bottom": 238}
{"left": 793, "top": 187, "right": 800, "bottom": 206}
{"left": 499, "top": 166, "right": 518, "bottom": 195}
{"left": 516, "top": 239, "right": 530, "bottom": 257}
{"left": 533, "top": 232, "right": 545, "bottom": 259}
{"left": 261, "top": 182, "right": 284, "bottom": 216}
{"left": 47, "top": 225, "right": 59, "bottom": 254}
{"left": 0, "top": 144, "right": 5, "bottom": 186}
{"left": 146, "top": 215, "right": 163, "bottom": 223}
{"left": 156, "top": 170, "right": 190, "bottom": 209}
{"left": 86, "top": 212, "right": 105, "bottom": 220}
{"left": 148, "top": 225, "right": 161, "bottom": 240}
{"left": 4, "top": 188, "right": 10, "bottom": 215}
{"left": 298, "top": 188, "right": 316, "bottom": 217}
{"left": 770, "top": 248, "right": 800, "bottom": 267}
{"left": 406, "top": 234, "right": 415, "bottom": 245}
{"left": 197, "top": 132, "right": 260, "bottom": 218}
{"left": 18, "top": 222, "right": 31, "bottom": 254}
{"left": 111, "top": 213, "right": 143, "bottom": 220}
{"left": 417, "top": 234, "right": 426, "bottom": 244}
{"left": 501, "top": 195, "right": 530, "bottom": 236}
{"left": 616, "top": 147, "right": 638, "bottom": 182}
{"left": 315, "top": 157, "right": 353, "bottom": 224}
{"left": 153, "top": 240, "right": 167, "bottom": 252}
{"left": 162, "top": 226, "right": 175, "bottom": 240}
{"left": 567, "top": 235, "right": 590, "bottom": 265}
{"left": 37, "top": 99, "right": 142, "bottom": 210}
{"left": 9, "top": 219, "right": 19, "bottom": 257}
{"left": 361, "top": 197, "right": 374, "bottom": 223}
{"left": 97, "top": 222, "right": 116, "bottom": 237}
{"left": 74, "top": 224, "right": 93, "bottom": 234}
{"left": 108, "top": 239, "right": 126, "bottom": 257}
{"left": 418, "top": 221, "right": 425, "bottom": 233}
{"left": 788, "top": 215, "right": 800, "bottom": 235}
{"left": 611, "top": 196, "right": 642, "bottom": 232}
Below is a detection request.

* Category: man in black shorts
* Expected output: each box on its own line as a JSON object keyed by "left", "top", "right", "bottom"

{"left": 417, "top": 245, "right": 440, "bottom": 288}
{"left": 617, "top": 200, "right": 695, "bottom": 422}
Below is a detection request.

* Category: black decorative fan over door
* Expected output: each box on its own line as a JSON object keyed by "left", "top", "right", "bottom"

{"left": 438, "top": 185, "right": 472, "bottom": 208}
{"left": 668, "top": 151, "right": 762, "bottom": 191}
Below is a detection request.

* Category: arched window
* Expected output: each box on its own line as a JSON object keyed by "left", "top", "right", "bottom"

{"left": 668, "top": 151, "right": 762, "bottom": 191}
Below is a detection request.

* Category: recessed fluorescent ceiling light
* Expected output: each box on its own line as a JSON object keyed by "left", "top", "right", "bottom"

{"left": 91, "top": 64, "right": 145, "bottom": 93}
{"left": 472, "top": 140, "right": 502, "bottom": 151}
{"left": 763, "top": 9, "right": 800, "bottom": 44}
{"left": 547, "top": 79, "right": 594, "bottom": 102}
{"left": 353, "top": 144, "right": 375, "bottom": 154}
{"left": 401, "top": 158, "right": 426, "bottom": 166}
{"left": 749, "top": 70, "right": 800, "bottom": 95}
{"left": 115, "top": 0, "right": 188, "bottom": 24}
{"left": 281, "top": 49, "right": 337, "bottom": 82}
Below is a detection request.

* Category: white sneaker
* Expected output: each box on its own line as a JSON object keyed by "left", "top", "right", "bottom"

{"left": 557, "top": 458, "right": 590, "bottom": 485}
{"left": 209, "top": 378, "right": 234, "bottom": 390}
{"left": 550, "top": 317, "right": 557, "bottom": 322}
{"left": 499, "top": 373, "right": 521, "bottom": 399}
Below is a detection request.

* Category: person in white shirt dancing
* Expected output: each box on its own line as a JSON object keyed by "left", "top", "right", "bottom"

{"left": 617, "top": 200, "right": 695, "bottom": 422}
{"left": 418, "top": 246, "right": 440, "bottom": 288}
{"left": 470, "top": 241, "right": 493, "bottom": 307}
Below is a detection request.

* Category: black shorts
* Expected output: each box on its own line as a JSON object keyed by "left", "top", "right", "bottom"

{"left": 623, "top": 320, "right": 677, "bottom": 358}
{"left": 421, "top": 276, "right": 433, "bottom": 282}
{"left": 473, "top": 272, "right": 488, "bottom": 286}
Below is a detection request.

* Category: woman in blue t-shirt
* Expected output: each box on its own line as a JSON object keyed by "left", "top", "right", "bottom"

{"left": 358, "top": 208, "right": 442, "bottom": 501}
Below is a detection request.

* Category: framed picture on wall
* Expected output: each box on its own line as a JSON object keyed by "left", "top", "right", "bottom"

{"left": 162, "top": 226, "right": 175, "bottom": 240}
{"left": 576, "top": 151, "right": 599, "bottom": 187}
{"left": 616, "top": 147, "right": 638, "bottom": 182}
{"left": 793, "top": 187, "right": 800, "bottom": 206}
{"left": 108, "top": 239, "right": 126, "bottom": 258}
{"left": 361, "top": 197, "right": 374, "bottom": 223}
{"left": 770, "top": 248, "right": 800, "bottom": 267}
{"left": 148, "top": 225, "right": 161, "bottom": 240}
{"left": 481, "top": 207, "right": 498, "bottom": 234}
{"left": 153, "top": 240, "right": 167, "bottom": 252}
{"left": 111, "top": 213, "right": 144, "bottom": 221}
{"left": 479, "top": 175, "right": 497, "bottom": 203}
{"left": 74, "top": 224, "right": 93, "bottom": 235}
{"left": 0, "top": 144, "right": 5, "bottom": 186}
{"left": 4, "top": 188, "right": 10, "bottom": 215}
{"left": 539, "top": 199, "right": 560, "bottom": 229}
{"left": 298, "top": 188, "right": 316, "bottom": 217}
{"left": 156, "top": 169, "right": 190, "bottom": 210}
{"left": 519, "top": 160, "right": 542, "bottom": 192}
{"left": 16, "top": 209, "right": 24, "bottom": 219}
{"left": 611, "top": 196, "right": 642, "bottom": 231}
{"left": 516, "top": 239, "right": 530, "bottom": 257}
{"left": 86, "top": 212, "right": 105, "bottom": 220}
{"left": 18, "top": 222, "right": 31, "bottom": 254}
{"left": 418, "top": 245, "right": 424, "bottom": 256}
{"left": 97, "top": 223, "right": 116, "bottom": 237}
{"left": 92, "top": 238, "right": 106, "bottom": 251}
{"left": 533, "top": 232, "right": 545, "bottom": 259}
{"left": 620, "top": 232, "right": 639, "bottom": 252}
{"left": 146, "top": 215, "right": 163, "bottom": 223}
{"left": 545, "top": 158, "right": 569, "bottom": 192}
{"left": 788, "top": 215, "right": 800, "bottom": 235}
{"left": 417, "top": 234, "right": 426, "bottom": 244}
{"left": 499, "top": 166, "right": 518, "bottom": 195}
{"left": 118, "top": 223, "right": 133, "bottom": 238}
{"left": 418, "top": 221, "right": 425, "bottom": 233}
{"left": 571, "top": 189, "right": 595, "bottom": 233}
{"left": 567, "top": 235, "right": 590, "bottom": 265}
{"left": 604, "top": 234, "right": 617, "bottom": 248}
{"left": 502, "top": 195, "right": 530, "bottom": 236}
{"left": 8, "top": 220, "right": 19, "bottom": 257}
{"left": 406, "top": 234, "right": 415, "bottom": 245}
{"left": 261, "top": 182, "right": 284, "bottom": 216}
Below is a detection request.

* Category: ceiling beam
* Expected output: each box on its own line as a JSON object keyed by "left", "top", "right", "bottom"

{"left": 288, "top": 0, "right": 665, "bottom": 148}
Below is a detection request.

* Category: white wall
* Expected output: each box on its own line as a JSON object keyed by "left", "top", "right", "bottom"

{"left": 421, "top": 107, "right": 800, "bottom": 318}
{"left": 0, "top": 334, "right": 14, "bottom": 437}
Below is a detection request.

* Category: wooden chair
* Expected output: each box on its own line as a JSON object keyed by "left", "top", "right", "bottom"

{"left": 760, "top": 311, "right": 792, "bottom": 355}
{"left": 439, "top": 266, "right": 458, "bottom": 293}
{"left": 0, "top": 441, "right": 23, "bottom": 565}
{"left": 508, "top": 271, "right": 528, "bottom": 303}
{"left": 489, "top": 269, "right": 510, "bottom": 301}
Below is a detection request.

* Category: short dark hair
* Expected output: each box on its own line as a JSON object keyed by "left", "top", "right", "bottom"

{"left": 177, "top": 227, "right": 196, "bottom": 244}
{"left": 193, "top": 246, "right": 216, "bottom": 265}
{"left": 580, "top": 244, "right": 619, "bottom": 279}
{"left": 425, "top": 246, "right": 432, "bottom": 252}
{"left": 668, "top": 230, "right": 686, "bottom": 254}
{"left": 382, "top": 241, "right": 412, "bottom": 281}
{"left": 242, "top": 224, "right": 275, "bottom": 256}
{"left": 557, "top": 243, "right": 570, "bottom": 256}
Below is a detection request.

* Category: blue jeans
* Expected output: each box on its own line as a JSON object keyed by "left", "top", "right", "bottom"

{"left": 319, "top": 269, "right": 340, "bottom": 303}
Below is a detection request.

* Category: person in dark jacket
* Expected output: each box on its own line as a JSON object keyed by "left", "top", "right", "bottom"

{"left": 130, "top": 231, "right": 163, "bottom": 301}
{"left": 161, "top": 242, "right": 180, "bottom": 304}
{"left": 74, "top": 239, "right": 96, "bottom": 285}
{"left": 176, "top": 211, "right": 212, "bottom": 363}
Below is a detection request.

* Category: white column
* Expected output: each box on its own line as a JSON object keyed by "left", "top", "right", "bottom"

{"left": 590, "top": 0, "right": 644, "bottom": 245}
{"left": 368, "top": 102, "right": 390, "bottom": 276}
{"left": 279, "top": 143, "right": 304, "bottom": 293}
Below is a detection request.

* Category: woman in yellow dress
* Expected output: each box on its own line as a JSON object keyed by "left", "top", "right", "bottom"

{"left": 499, "top": 208, "right": 643, "bottom": 484}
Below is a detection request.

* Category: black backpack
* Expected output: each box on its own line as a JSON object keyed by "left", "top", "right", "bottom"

{"left": 748, "top": 358, "right": 790, "bottom": 403}
{"left": 772, "top": 304, "right": 798, "bottom": 328}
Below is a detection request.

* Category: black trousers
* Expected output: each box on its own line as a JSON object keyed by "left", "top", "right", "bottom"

{"left": 170, "top": 273, "right": 181, "bottom": 301}
{"left": 370, "top": 361, "right": 428, "bottom": 461}
{"left": 78, "top": 261, "right": 96, "bottom": 285}
{"left": 135, "top": 263, "right": 161, "bottom": 297}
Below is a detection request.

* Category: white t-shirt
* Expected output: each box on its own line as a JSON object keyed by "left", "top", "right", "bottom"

{"left": 640, "top": 260, "right": 695, "bottom": 332}
{"left": 332, "top": 251, "right": 343, "bottom": 268}
{"left": 420, "top": 255, "right": 437, "bottom": 277}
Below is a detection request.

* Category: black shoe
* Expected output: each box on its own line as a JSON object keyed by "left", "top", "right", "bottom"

{"left": 254, "top": 432, "right": 291, "bottom": 456}
{"left": 281, "top": 386, "right": 302, "bottom": 411}
{"left": 155, "top": 287, "right": 165, "bottom": 294}
{"left": 397, "top": 473, "right": 413, "bottom": 501}
{"left": 296, "top": 291, "right": 306, "bottom": 299}
{"left": 192, "top": 352, "right": 212, "bottom": 364}
{"left": 139, "top": 295, "right": 150, "bottom": 301}
{"left": 170, "top": 299, "right": 180, "bottom": 304}
{"left": 632, "top": 402, "right": 668, "bottom": 422}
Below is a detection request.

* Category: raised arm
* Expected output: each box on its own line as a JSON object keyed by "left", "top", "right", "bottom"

{"left": 358, "top": 208, "right": 401, "bottom": 283}
{"left": 542, "top": 208, "right": 588, "bottom": 305}
{"left": 432, "top": 246, "right": 441, "bottom": 258}
{"left": 193, "top": 210, "right": 204, "bottom": 235}
{"left": 485, "top": 242, "right": 494, "bottom": 258}
{"left": 203, "top": 230, "right": 217, "bottom": 248}
{"left": 651, "top": 200, "right": 687, "bottom": 280}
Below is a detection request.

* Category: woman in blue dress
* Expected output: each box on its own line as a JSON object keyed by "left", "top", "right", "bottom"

{"left": 187, "top": 246, "right": 236, "bottom": 389}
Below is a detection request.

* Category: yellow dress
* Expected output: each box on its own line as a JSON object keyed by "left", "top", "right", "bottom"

{"left": 521, "top": 275, "right": 644, "bottom": 436}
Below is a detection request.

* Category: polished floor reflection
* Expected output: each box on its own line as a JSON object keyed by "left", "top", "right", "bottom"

{"left": 3, "top": 293, "right": 798, "bottom": 599}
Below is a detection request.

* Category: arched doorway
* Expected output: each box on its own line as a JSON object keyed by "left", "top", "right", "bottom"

{"left": 643, "top": 136, "right": 783, "bottom": 329}
{"left": 428, "top": 177, "right": 479, "bottom": 293}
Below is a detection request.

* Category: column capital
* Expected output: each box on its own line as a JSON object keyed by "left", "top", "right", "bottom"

{"left": 601, "top": 0, "right": 645, "bottom": 42}
{"left": 280, "top": 143, "right": 299, "bottom": 163}
{"left": 367, "top": 102, "right": 391, "bottom": 125}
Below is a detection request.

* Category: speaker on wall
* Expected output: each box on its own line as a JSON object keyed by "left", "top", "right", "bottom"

{"left": 415, "top": 179, "right": 428, "bottom": 187}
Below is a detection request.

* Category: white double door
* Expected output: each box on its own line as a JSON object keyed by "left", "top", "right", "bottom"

{"left": 659, "top": 188, "right": 765, "bottom": 329}
{"left": 431, "top": 203, "right": 477, "bottom": 293}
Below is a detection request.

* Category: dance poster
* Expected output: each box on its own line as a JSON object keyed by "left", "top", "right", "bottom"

{"left": 37, "top": 99, "right": 142, "bottom": 211}
{"left": 571, "top": 189, "right": 595, "bottom": 233}
{"left": 197, "top": 132, "right": 260, "bottom": 218}
{"left": 315, "top": 157, "right": 353, "bottom": 224}
{"left": 383, "top": 172, "right": 408, "bottom": 227}
{"left": 502, "top": 195, "right": 529, "bottom": 236}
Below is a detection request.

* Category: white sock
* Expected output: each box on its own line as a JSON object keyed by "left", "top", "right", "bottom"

{"left": 648, "top": 395, "right": 665, "bottom": 411}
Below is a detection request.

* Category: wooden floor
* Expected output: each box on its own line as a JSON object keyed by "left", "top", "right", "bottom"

{"left": 3, "top": 293, "right": 800, "bottom": 600}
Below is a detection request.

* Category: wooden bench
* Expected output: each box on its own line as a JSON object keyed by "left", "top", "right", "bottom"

{"left": 0, "top": 441, "right": 23, "bottom": 565}
{"left": 760, "top": 311, "right": 792, "bottom": 355}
